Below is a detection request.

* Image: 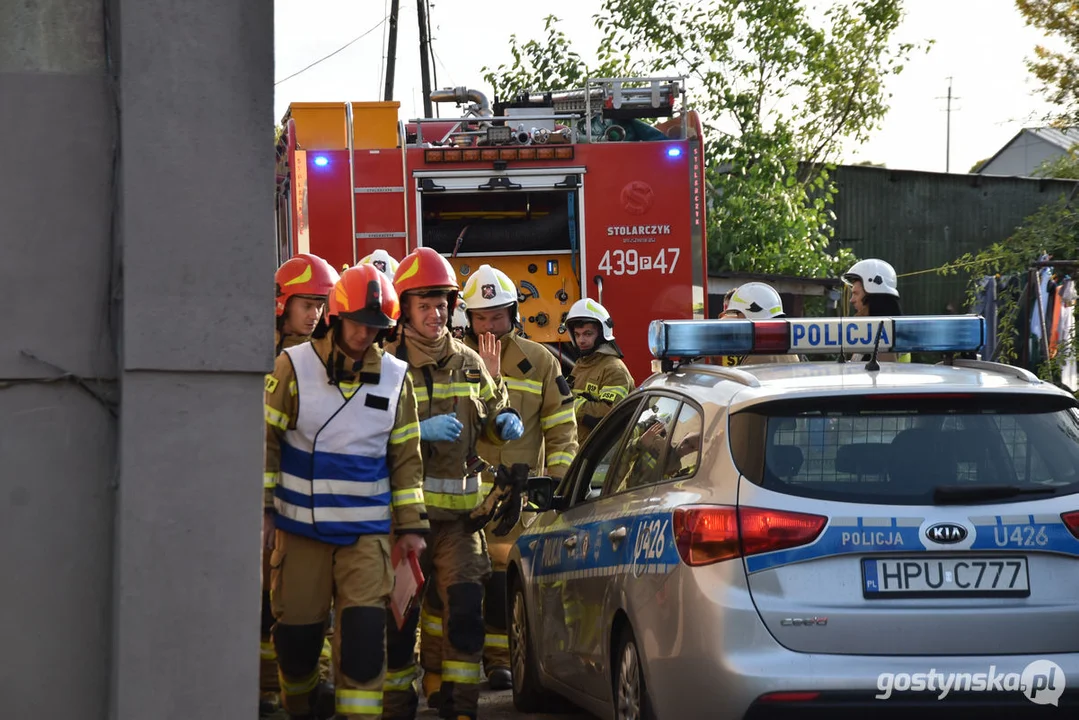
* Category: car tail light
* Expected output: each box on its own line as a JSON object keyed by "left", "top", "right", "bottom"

{"left": 757, "top": 691, "right": 820, "bottom": 703}
{"left": 1063, "top": 511, "right": 1079, "bottom": 539}
{"left": 673, "top": 506, "right": 740, "bottom": 566}
{"left": 739, "top": 506, "right": 828, "bottom": 556}
{"left": 673, "top": 505, "right": 827, "bottom": 566}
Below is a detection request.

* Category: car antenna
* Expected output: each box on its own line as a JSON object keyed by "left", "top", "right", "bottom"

{"left": 864, "top": 320, "right": 886, "bottom": 372}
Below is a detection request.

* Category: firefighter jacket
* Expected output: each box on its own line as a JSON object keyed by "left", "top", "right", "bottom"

{"left": 274, "top": 329, "right": 309, "bottom": 356}
{"left": 568, "top": 345, "right": 635, "bottom": 442}
{"left": 465, "top": 331, "right": 578, "bottom": 486}
{"left": 263, "top": 331, "right": 428, "bottom": 542}
{"left": 383, "top": 328, "right": 515, "bottom": 522}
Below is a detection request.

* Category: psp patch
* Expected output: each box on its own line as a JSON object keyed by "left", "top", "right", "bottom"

{"left": 464, "top": 368, "right": 482, "bottom": 383}
{"left": 264, "top": 374, "right": 279, "bottom": 394}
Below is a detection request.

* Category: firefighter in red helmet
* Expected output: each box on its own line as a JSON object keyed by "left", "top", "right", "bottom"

{"left": 382, "top": 247, "right": 522, "bottom": 720}
{"left": 264, "top": 264, "right": 429, "bottom": 720}
{"left": 264, "top": 253, "right": 340, "bottom": 716}
{"left": 275, "top": 253, "right": 340, "bottom": 354}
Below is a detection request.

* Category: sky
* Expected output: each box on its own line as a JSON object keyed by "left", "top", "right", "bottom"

{"left": 273, "top": 0, "right": 1059, "bottom": 174}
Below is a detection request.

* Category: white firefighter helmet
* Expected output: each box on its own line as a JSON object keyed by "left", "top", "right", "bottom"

{"left": 357, "top": 249, "right": 400, "bottom": 280}
{"left": 842, "top": 258, "right": 899, "bottom": 297}
{"left": 566, "top": 298, "right": 616, "bottom": 342}
{"left": 726, "top": 282, "right": 784, "bottom": 320}
{"left": 450, "top": 299, "right": 469, "bottom": 339}
{"left": 461, "top": 264, "right": 518, "bottom": 311}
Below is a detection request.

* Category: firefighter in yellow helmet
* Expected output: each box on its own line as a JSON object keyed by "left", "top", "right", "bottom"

{"left": 265, "top": 253, "right": 340, "bottom": 716}
{"left": 717, "top": 282, "right": 801, "bottom": 366}
{"left": 418, "top": 264, "right": 578, "bottom": 700}
{"left": 381, "top": 247, "right": 521, "bottom": 720}
{"left": 264, "top": 264, "right": 429, "bottom": 720}
{"left": 565, "top": 298, "right": 634, "bottom": 444}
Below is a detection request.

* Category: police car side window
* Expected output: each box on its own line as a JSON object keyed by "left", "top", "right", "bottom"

{"left": 607, "top": 395, "right": 682, "bottom": 495}
{"left": 570, "top": 399, "right": 641, "bottom": 505}
{"left": 663, "top": 402, "right": 703, "bottom": 480}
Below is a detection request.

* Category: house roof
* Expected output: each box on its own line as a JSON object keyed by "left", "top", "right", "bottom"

{"left": 977, "top": 126, "right": 1079, "bottom": 174}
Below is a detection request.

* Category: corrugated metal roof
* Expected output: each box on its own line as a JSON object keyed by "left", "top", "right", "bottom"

{"left": 1027, "top": 126, "right": 1079, "bottom": 150}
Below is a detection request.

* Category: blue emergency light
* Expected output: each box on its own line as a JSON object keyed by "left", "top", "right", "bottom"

{"left": 648, "top": 316, "right": 986, "bottom": 359}
{"left": 313, "top": 155, "right": 329, "bottom": 167}
{"left": 667, "top": 147, "right": 682, "bottom": 158}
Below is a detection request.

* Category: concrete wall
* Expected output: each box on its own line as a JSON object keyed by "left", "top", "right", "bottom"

{"left": 1, "top": 0, "right": 274, "bottom": 717}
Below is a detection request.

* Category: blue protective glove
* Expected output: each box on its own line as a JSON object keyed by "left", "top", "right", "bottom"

{"left": 495, "top": 412, "right": 524, "bottom": 441}
{"left": 419, "top": 413, "right": 463, "bottom": 442}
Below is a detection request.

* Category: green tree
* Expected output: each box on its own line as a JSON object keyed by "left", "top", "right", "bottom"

{"left": 482, "top": 0, "right": 923, "bottom": 278}
{"left": 969, "top": 157, "right": 988, "bottom": 173}
{"left": 1017, "top": 0, "right": 1079, "bottom": 124}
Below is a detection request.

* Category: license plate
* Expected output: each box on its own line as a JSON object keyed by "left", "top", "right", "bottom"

{"left": 862, "top": 556, "right": 1030, "bottom": 598}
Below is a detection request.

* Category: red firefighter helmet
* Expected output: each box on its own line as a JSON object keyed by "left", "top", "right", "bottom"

{"left": 327, "top": 264, "right": 401, "bottom": 329}
{"left": 393, "top": 247, "right": 459, "bottom": 296}
{"left": 275, "top": 253, "right": 340, "bottom": 317}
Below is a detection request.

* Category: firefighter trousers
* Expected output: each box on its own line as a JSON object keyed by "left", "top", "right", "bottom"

{"left": 419, "top": 520, "right": 522, "bottom": 679}
{"left": 385, "top": 518, "right": 491, "bottom": 720}
{"left": 261, "top": 543, "right": 335, "bottom": 706}
{"left": 270, "top": 530, "right": 393, "bottom": 719}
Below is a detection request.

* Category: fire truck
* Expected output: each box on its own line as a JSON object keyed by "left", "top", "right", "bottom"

{"left": 274, "top": 77, "right": 708, "bottom": 381}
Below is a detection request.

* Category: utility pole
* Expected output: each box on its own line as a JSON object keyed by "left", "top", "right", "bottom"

{"left": 426, "top": 0, "right": 439, "bottom": 117}
{"left": 383, "top": 0, "right": 400, "bottom": 101}
{"left": 937, "top": 77, "right": 962, "bottom": 173}
{"left": 417, "top": 0, "right": 433, "bottom": 117}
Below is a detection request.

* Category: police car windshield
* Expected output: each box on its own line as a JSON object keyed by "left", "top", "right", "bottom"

{"left": 729, "top": 394, "right": 1079, "bottom": 506}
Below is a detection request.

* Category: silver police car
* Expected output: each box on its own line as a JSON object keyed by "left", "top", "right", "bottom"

{"left": 507, "top": 315, "right": 1079, "bottom": 719}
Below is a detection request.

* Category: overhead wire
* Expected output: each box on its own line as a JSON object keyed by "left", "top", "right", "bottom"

{"left": 275, "top": 16, "right": 389, "bottom": 86}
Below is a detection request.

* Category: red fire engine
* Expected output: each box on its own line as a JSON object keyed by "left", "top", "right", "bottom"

{"left": 274, "top": 77, "right": 708, "bottom": 381}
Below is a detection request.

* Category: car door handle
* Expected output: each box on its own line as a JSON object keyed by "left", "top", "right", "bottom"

{"left": 563, "top": 536, "right": 578, "bottom": 549}
{"left": 609, "top": 526, "right": 627, "bottom": 543}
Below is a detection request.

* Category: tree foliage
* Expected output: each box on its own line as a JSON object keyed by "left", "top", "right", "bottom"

{"left": 1017, "top": 0, "right": 1079, "bottom": 124}
{"left": 481, "top": 0, "right": 922, "bottom": 278}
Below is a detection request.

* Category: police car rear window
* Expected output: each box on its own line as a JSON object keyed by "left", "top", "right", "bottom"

{"left": 728, "top": 394, "right": 1079, "bottom": 505}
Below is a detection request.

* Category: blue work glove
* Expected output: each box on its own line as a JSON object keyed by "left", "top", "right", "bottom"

{"left": 495, "top": 412, "right": 524, "bottom": 441}
{"left": 419, "top": 413, "right": 463, "bottom": 442}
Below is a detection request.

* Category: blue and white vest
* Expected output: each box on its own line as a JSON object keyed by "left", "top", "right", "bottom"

{"left": 274, "top": 342, "right": 408, "bottom": 545}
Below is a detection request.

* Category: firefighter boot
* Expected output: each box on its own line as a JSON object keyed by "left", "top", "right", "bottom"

{"left": 422, "top": 671, "right": 442, "bottom": 708}
{"left": 488, "top": 667, "right": 512, "bottom": 691}
{"left": 313, "top": 680, "right": 336, "bottom": 720}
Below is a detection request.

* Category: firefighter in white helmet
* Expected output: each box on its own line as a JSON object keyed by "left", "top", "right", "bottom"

{"left": 565, "top": 298, "right": 634, "bottom": 444}
{"left": 358, "top": 249, "right": 401, "bottom": 281}
{"left": 842, "top": 258, "right": 909, "bottom": 362}
{"left": 718, "top": 282, "right": 801, "bottom": 366}
{"left": 450, "top": 300, "right": 469, "bottom": 340}
{"left": 418, "top": 265, "right": 578, "bottom": 701}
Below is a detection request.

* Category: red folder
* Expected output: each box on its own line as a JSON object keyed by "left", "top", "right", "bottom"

{"left": 391, "top": 551, "right": 424, "bottom": 630}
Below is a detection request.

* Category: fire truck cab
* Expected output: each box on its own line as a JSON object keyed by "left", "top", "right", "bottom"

{"left": 274, "top": 77, "right": 708, "bottom": 381}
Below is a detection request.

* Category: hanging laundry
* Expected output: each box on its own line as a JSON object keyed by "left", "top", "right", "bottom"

{"left": 974, "top": 276, "right": 998, "bottom": 361}
{"left": 1031, "top": 255, "right": 1052, "bottom": 341}
{"left": 1061, "top": 278, "right": 1078, "bottom": 391}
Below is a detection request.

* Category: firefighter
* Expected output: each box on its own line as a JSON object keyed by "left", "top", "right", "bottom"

{"left": 274, "top": 253, "right": 340, "bottom": 354}
{"left": 264, "top": 264, "right": 429, "bottom": 720}
{"left": 265, "top": 253, "right": 340, "bottom": 716}
{"left": 450, "top": 300, "right": 469, "bottom": 340}
{"left": 565, "top": 298, "right": 634, "bottom": 443}
{"left": 718, "top": 282, "right": 801, "bottom": 366}
{"left": 382, "top": 247, "right": 523, "bottom": 720}
{"left": 360, "top": 249, "right": 401, "bottom": 280}
{"left": 418, "top": 264, "right": 578, "bottom": 696}
{"left": 842, "top": 258, "right": 910, "bottom": 362}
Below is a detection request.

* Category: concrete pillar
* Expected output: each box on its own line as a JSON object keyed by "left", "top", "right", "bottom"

{"left": 1, "top": 0, "right": 274, "bottom": 716}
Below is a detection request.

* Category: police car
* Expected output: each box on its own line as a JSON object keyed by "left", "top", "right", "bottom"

{"left": 508, "top": 315, "right": 1079, "bottom": 719}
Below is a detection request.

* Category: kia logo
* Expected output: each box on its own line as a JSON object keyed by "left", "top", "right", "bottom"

{"left": 926, "top": 522, "right": 968, "bottom": 544}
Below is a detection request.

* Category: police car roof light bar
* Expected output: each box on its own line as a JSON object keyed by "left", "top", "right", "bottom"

{"left": 647, "top": 315, "right": 987, "bottom": 360}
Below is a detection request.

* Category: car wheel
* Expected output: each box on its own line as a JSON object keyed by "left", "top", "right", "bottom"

{"left": 614, "top": 625, "right": 657, "bottom": 720}
{"left": 509, "top": 580, "right": 569, "bottom": 713}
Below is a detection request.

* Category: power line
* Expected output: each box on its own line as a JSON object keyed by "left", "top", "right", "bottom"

{"left": 275, "top": 16, "right": 389, "bottom": 86}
